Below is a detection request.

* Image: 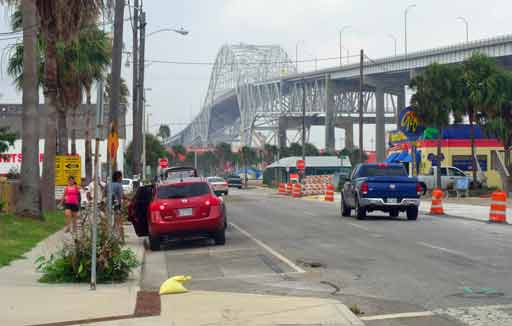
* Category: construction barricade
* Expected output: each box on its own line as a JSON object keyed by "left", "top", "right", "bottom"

{"left": 430, "top": 188, "right": 444, "bottom": 215}
{"left": 324, "top": 184, "right": 334, "bottom": 201}
{"left": 489, "top": 190, "right": 507, "bottom": 223}
{"left": 278, "top": 183, "right": 286, "bottom": 195}
{"left": 292, "top": 183, "right": 302, "bottom": 198}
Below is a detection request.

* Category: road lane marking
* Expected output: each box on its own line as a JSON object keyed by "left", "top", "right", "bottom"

{"left": 230, "top": 222, "right": 306, "bottom": 273}
{"left": 304, "top": 211, "right": 316, "bottom": 216}
{"left": 417, "top": 242, "right": 474, "bottom": 260}
{"left": 192, "top": 271, "right": 305, "bottom": 282}
{"left": 347, "top": 222, "right": 370, "bottom": 231}
{"left": 360, "top": 311, "right": 435, "bottom": 321}
{"left": 164, "top": 247, "right": 257, "bottom": 256}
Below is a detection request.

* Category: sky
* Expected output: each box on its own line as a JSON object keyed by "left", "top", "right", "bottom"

{"left": 0, "top": 0, "right": 511, "bottom": 150}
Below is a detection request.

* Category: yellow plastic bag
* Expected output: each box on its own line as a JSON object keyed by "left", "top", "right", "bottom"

{"left": 159, "top": 275, "right": 192, "bottom": 295}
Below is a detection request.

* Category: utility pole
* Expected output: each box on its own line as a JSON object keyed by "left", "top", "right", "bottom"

{"left": 137, "top": 11, "right": 147, "bottom": 179}
{"left": 131, "top": 0, "right": 140, "bottom": 177}
{"left": 302, "top": 79, "right": 306, "bottom": 161}
{"left": 106, "top": 0, "right": 125, "bottom": 229}
{"left": 359, "top": 49, "right": 364, "bottom": 163}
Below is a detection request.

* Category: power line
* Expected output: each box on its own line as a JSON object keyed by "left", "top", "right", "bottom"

{"left": 144, "top": 54, "right": 362, "bottom": 66}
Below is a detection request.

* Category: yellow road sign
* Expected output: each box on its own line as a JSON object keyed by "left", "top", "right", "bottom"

{"left": 55, "top": 155, "right": 82, "bottom": 186}
{"left": 108, "top": 129, "right": 119, "bottom": 163}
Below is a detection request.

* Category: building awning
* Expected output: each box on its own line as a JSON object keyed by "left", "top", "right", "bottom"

{"left": 384, "top": 152, "right": 400, "bottom": 163}
{"left": 397, "top": 151, "right": 412, "bottom": 162}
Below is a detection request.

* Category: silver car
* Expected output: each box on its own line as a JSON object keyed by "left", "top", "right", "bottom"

{"left": 207, "top": 176, "right": 229, "bottom": 196}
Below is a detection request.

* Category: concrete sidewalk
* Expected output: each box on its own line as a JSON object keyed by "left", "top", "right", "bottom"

{"left": 420, "top": 200, "right": 511, "bottom": 223}
{"left": 93, "top": 291, "right": 365, "bottom": 326}
{"left": 0, "top": 225, "right": 144, "bottom": 326}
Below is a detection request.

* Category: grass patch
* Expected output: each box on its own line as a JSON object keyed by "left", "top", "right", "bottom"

{"left": 0, "top": 212, "right": 65, "bottom": 267}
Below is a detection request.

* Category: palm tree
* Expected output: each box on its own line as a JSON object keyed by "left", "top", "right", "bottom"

{"left": 215, "top": 142, "right": 232, "bottom": 174}
{"left": 410, "top": 63, "right": 461, "bottom": 188}
{"left": 74, "top": 27, "right": 111, "bottom": 183}
{"left": 8, "top": 0, "right": 42, "bottom": 218}
{"left": 462, "top": 54, "right": 501, "bottom": 188}
{"left": 34, "top": 0, "right": 103, "bottom": 211}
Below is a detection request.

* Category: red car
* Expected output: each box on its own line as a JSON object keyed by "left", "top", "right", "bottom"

{"left": 128, "top": 177, "right": 227, "bottom": 251}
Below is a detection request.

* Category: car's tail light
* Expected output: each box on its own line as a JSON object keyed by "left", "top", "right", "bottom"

{"left": 200, "top": 196, "right": 221, "bottom": 217}
{"left": 360, "top": 182, "right": 369, "bottom": 195}
{"left": 377, "top": 163, "right": 388, "bottom": 167}
{"left": 149, "top": 202, "right": 162, "bottom": 222}
{"left": 416, "top": 183, "right": 423, "bottom": 196}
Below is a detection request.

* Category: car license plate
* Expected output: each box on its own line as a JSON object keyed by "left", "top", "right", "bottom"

{"left": 178, "top": 208, "right": 193, "bottom": 217}
{"left": 388, "top": 198, "right": 398, "bottom": 204}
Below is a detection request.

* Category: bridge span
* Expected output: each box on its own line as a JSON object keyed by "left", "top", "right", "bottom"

{"left": 169, "top": 34, "right": 512, "bottom": 162}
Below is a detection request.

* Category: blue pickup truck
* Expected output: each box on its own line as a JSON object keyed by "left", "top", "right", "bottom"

{"left": 341, "top": 163, "right": 422, "bottom": 220}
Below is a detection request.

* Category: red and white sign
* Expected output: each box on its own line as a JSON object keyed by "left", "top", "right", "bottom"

{"left": 296, "top": 159, "right": 305, "bottom": 170}
{"left": 159, "top": 158, "right": 169, "bottom": 169}
{"left": 290, "top": 173, "right": 299, "bottom": 182}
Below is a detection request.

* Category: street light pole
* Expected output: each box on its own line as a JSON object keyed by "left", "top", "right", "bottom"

{"left": 131, "top": 0, "right": 140, "bottom": 177}
{"left": 137, "top": 10, "right": 146, "bottom": 181}
{"left": 302, "top": 79, "right": 306, "bottom": 161}
{"left": 359, "top": 49, "right": 364, "bottom": 163}
{"left": 388, "top": 34, "right": 398, "bottom": 56}
{"left": 339, "top": 25, "right": 351, "bottom": 66}
{"left": 457, "top": 16, "right": 469, "bottom": 42}
{"left": 404, "top": 4, "right": 416, "bottom": 56}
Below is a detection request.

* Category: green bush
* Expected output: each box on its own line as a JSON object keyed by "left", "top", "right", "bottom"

{"left": 36, "top": 218, "right": 139, "bottom": 283}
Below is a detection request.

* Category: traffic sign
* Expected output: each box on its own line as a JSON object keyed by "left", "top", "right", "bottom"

{"left": 296, "top": 159, "right": 305, "bottom": 170}
{"left": 159, "top": 158, "right": 169, "bottom": 169}
{"left": 107, "top": 127, "right": 119, "bottom": 163}
{"left": 55, "top": 155, "right": 81, "bottom": 186}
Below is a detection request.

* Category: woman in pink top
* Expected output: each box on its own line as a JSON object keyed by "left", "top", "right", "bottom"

{"left": 60, "top": 176, "right": 80, "bottom": 233}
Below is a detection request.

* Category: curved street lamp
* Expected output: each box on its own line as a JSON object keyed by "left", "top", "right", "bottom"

{"left": 148, "top": 27, "right": 190, "bottom": 37}
{"left": 456, "top": 16, "right": 469, "bottom": 42}
{"left": 404, "top": 4, "right": 417, "bottom": 56}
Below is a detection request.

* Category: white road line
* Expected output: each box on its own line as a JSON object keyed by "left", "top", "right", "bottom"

{"left": 192, "top": 271, "right": 305, "bottom": 282}
{"left": 303, "top": 211, "right": 316, "bottom": 216}
{"left": 164, "top": 247, "right": 257, "bottom": 256}
{"left": 360, "top": 311, "right": 435, "bottom": 321}
{"left": 417, "top": 241, "right": 473, "bottom": 259}
{"left": 230, "top": 222, "right": 306, "bottom": 273}
{"left": 347, "top": 222, "right": 370, "bottom": 231}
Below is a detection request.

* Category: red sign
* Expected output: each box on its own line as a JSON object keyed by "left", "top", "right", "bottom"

{"left": 296, "top": 159, "right": 305, "bottom": 170}
{"left": 159, "top": 158, "right": 169, "bottom": 169}
{"left": 290, "top": 173, "right": 299, "bottom": 182}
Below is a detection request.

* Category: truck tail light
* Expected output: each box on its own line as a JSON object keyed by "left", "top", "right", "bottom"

{"left": 416, "top": 183, "right": 423, "bottom": 196}
{"left": 360, "top": 182, "right": 369, "bottom": 195}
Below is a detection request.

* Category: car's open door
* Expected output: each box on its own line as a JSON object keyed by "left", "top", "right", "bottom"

{"left": 128, "top": 184, "right": 154, "bottom": 236}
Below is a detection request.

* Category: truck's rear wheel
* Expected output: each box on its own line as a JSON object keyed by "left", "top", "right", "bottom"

{"left": 341, "top": 195, "right": 351, "bottom": 217}
{"left": 389, "top": 209, "right": 399, "bottom": 218}
{"left": 407, "top": 207, "right": 419, "bottom": 220}
{"left": 355, "top": 199, "right": 366, "bottom": 220}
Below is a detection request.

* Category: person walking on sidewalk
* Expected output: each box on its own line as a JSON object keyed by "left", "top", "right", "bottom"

{"left": 61, "top": 176, "right": 81, "bottom": 233}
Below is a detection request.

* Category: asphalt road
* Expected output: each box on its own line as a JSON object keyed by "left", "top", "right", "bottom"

{"left": 141, "top": 187, "right": 512, "bottom": 326}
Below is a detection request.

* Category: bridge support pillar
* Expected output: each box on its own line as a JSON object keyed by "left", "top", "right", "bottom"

{"left": 375, "top": 86, "right": 386, "bottom": 162}
{"left": 325, "top": 77, "right": 336, "bottom": 154}
{"left": 397, "top": 88, "right": 406, "bottom": 128}
{"left": 278, "top": 117, "right": 287, "bottom": 149}
{"left": 344, "top": 123, "right": 354, "bottom": 150}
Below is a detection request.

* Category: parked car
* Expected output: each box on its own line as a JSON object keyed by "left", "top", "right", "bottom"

{"left": 162, "top": 166, "right": 198, "bottom": 181}
{"left": 226, "top": 174, "right": 243, "bottom": 189}
{"left": 417, "top": 166, "right": 477, "bottom": 190}
{"left": 207, "top": 176, "right": 229, "bottom": 196}
{"left": 127, "top": 177, "right": 227, "bottom": 251}
{"left": 341, "top": 163, "right": 422, "bottom": 220}
{"left": 122, "top": 178, "right": 134, "bottom": 194}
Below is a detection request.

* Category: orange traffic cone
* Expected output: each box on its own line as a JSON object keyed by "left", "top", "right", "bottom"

{"left": 278, "top": 183, "right": 286, "bottom": 194}
{"left": 430, "top": 188, "right": 444, "bottom": 215}
{"left": 489, "top": 190, "right": 507, "bottom": 223}
{"left": 292, "top": 183, "right": 302, "bottom": 198}
{"left": 324, "top": 184, "right": 334, "bottom": 202}
{"left": 287, "top": 183, "right": 293, "bottom": 195}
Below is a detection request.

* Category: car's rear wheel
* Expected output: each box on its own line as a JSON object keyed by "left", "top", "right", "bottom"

{"left": 149, "top": 235, "right": 161, "bottom": 251}
{"left": 355, "top": 198, "right": 366, "bottom": 220}
{"left": 389, "top": 209, "right": 399, "bottom": 218}
{"left": 341, "top": 195, "right": 351, "bottom": 217}
{"left": 407, "top": 206, "right": 419, "bottom": 220}
{"left": 225, "top": 190, "right": 229, "bottom": 196}
{"left": 213, "top": 229, "right": 226, "bottom": 245}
